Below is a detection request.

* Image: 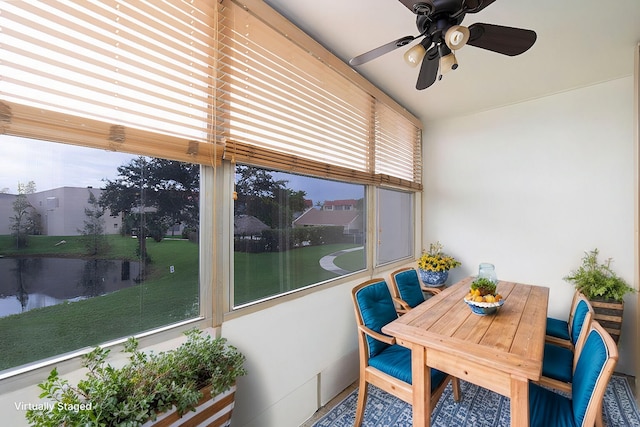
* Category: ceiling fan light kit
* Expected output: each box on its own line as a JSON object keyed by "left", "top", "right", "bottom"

{"left": 445, "top": 25, "right": 470, "bottom": 50}
{"left": 350, "top": 0, "right": 537, "bottom": 90}
{"left": 404, "top": 43, "right": 427, "bottom": 67}
{"left": 439, "top": 51, "right": 458, "bottom": 74}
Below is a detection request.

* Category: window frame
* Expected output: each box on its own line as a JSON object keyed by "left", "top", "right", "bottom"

{"left": 226, "top": 162, "right": 369, "bottom": 310}
{"left": 0, "top": 136, "right": 215, "bottom": 386}
{"left": 222, "top": 160, "right": 421, "bottom": 315}
{"left": 0, "top": 0, "right": 424, "bottom": 382}
{"left": 375, "top": 187, "right": 416, "bottom": 267}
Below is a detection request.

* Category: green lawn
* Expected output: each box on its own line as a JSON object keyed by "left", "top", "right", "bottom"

{"left": 0, "top": 236, "right": 199, "bottom": 371}
{"left": 234, "top": 243, "right": 365, "bottom": 305}
{"left": 0, "top": 234, "right": 141, "bottom": 259}
{"left": 333, "top": 246, "right": 365, "bottom": 271}
{"left": 0, "top": 236, "right": 363, "bottom": 371}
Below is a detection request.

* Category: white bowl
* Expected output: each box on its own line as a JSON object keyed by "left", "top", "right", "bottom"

{"left": 463, "top": 298, "right": 505, "bottom": 316}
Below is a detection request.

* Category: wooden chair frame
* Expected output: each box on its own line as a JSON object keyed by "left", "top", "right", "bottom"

{"left": 537, "top": 297, "right": 609, "bottom": 427}
{"left": 390, "top": 267, "right": 441, "bottom": 315}
{"left": 545, "top": 290, "right": 581, "bottom": 349}
{"left": 530, "top": 321, "right": 618, "bottom": 427}
{"left": 351, "top": 279, "right": 460, "bottom": 427}
{"left": 537, "top": 294, "right": 595, "bottom": 393}
{"left": 584, "top": 321, "right": 619, "bottom": 427}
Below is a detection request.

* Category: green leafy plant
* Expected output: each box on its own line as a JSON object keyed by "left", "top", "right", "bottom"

{"left": 418, "top": 241, "right": 461, "bottom": 272}
{"left": 470, "top": 277, "right": 497, "bottom": 296}
{"left": 26, "top": 329, "right": 246, "bottom": 427}
{"left": 564, "top": 249, "right": 636, "bottom": 301}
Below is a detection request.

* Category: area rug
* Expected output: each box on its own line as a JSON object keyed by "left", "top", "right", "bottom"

{"left": 312, "top": 375, "right": 640, "bottom": 426}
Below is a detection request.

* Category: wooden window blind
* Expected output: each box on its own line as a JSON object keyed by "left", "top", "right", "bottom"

{"left": 375, "top": 101, "right": 422, "bottom": 188}
{"left": 1, "top": 0, "right": 421, "bottom": 187}
{"left": 218, "top": 2, "right": 373, "bottom": 173}
{"left": 0, "top": 0, "right": 222, "bottom": 165}
{"left": 217, "top": 0, "right": 422, "bottom": 190}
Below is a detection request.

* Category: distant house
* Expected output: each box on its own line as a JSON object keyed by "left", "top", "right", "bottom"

{"left": 321, "top": 199, "right": 358, "bottom": 211}
{"left": 0, "top": 193, "right": 16, "bottom": 236}
{"left": 292, "top": 199, "right": 363, "bottom": 236}
{"left": 0, "top": 187, "right": 122, "bottom": 236}
{"left": 303, "top": 199, "right": 314, "bottom": 209}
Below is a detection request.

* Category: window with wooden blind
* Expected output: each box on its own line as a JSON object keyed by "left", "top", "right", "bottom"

{"left": 0, "top": 136, "right": 203, "bottom": 374}
{"left": 216, "top": 0, "right": 422, "bottom": 190}
{"left": 0, "top": 0, "right": 422, "bottom": 374}
{"left": 0, "top": 0, "right": 216, "bottom": 377}
{"left": 0, "top": 0, "right": 222, "bottom": 165}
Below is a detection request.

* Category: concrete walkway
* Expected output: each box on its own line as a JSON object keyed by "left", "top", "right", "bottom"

{"left": 319, "top": 246, "right": 364, "bottom": 275}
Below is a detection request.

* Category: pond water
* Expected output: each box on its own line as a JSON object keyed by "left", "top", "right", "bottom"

{"left": 0, "top": 257, "right": 141, "bottom": 318}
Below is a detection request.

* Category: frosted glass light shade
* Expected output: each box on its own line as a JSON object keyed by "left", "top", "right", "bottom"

{"left": 403, "top": 43, "right": 426, "bottom": 67}
{"left": 440, "top": 52, "right": 458, "bottom": 74}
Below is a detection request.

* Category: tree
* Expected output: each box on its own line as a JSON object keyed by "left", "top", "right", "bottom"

{"left": 78, "top": 190, "right": 108, "bottom": 256}
{"left": 234, "top": 165, "right": 306, "bottom": 229}
{"left": 100, "top": 157, "right": 200, "bottom": 265}
{"left": 9, "top": 181, "right": 38, "bottom": 248}
{"left": 146, "top": 159, "right": 199, "bottom": 237}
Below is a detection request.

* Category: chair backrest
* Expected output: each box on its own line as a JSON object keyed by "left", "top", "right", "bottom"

{"left": 571, "top": 321, "right": 618, "bottom": 427}
{"left": 390, "top": 268, "right": 425, "bottom": 309}
{"left": 570, "top": 294, "right": 594, "bottom": 348}
{"left": 566, "top": 290, "right": 580, "bottom": 332}
{"left": 352, "top": 279, "right": 398, "bottom": 358}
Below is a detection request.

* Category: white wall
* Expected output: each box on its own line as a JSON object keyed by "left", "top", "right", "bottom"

{"left": 221, "top": 274, "right": 364, "bottom": 427}
{"left": 423, "top": 76, "right": 637, "bottom": 375}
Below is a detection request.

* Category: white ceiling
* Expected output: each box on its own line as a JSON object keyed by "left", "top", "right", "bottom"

{"left": 263, "top": 0, "right": 640, "bottom": 124}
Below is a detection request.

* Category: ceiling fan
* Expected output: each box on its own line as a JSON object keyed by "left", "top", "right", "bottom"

{"left": 349, "top": 0, "right": 537, "bottom": 90}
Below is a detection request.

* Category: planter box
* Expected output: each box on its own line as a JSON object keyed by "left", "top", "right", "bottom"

{"left": 590, "top": 299, "right": 623, "bottom": 344}
{"left": 144, "top": 384, "right": 237, "bottom": 427}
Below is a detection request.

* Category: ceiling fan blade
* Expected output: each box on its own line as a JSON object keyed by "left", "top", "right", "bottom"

{"left": 349, "top": 35, "right": 416, "bottom": 66}
{"left": 463, "top": 0, "right": 498, "bottom": 13}
{"left": 467, "top": 23, "right": 537, "bottom": 56}
{"left": 416, "top": 45, "right": 440, "bottom": 90}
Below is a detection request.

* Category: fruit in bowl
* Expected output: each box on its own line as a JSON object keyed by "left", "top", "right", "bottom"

{"left": 466, "top": 277, "right": 502, "bottom": 302}
{"left": 464, "top": 278, "right": 504, "bottom": 315}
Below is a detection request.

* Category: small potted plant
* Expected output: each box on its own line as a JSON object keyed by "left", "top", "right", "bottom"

{"left": 417, "top": 241, "right": 461, "bottom": 287}
{"left": 564, "top": 248, "right": 636, "bottom": 343}
{"left": 26, "top": 329, "right": 246, "bottom": 427}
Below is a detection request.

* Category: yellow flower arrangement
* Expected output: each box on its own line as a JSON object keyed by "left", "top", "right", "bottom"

{"left": 418, "top": 241, "right": 461, "bottom": 272}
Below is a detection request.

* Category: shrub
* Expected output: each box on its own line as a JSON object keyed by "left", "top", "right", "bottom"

{"left": 26, "top": 329, "right": 246, "bottom": 427}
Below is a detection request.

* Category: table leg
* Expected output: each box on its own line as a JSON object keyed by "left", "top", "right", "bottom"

{"left": 510, "top": 375, "right": 530, "bottom": 427}
{"left": 412, "top": 345, "right": 430, "bottom": 427}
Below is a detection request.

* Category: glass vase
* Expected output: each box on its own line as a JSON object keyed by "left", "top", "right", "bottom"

{"left": 478, "top": 263, "right": 497, "bottom": 284}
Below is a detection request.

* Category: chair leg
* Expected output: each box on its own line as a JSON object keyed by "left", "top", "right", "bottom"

{"left": 354, "top": 378, "right": 368, "bottom": 427}
{"left": 452, "top": 377, "right": 462, "bottom": 402}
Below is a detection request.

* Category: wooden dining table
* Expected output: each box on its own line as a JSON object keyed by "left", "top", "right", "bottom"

{"left": 382, "top": 276, "right": 549, "bottom": 427}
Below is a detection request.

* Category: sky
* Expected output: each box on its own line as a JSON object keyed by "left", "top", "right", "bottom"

{"left": 270, "top": 171, "right": 364, "bottom": 206}
{"left": 1, "top": 135, "right": 364, "bottom": 204}
{"left": 1, "top": 135, "right": 135, "bottom": 194}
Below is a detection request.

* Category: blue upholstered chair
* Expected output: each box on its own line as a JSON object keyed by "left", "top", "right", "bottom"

{"left": 546, "top": 290, "right": 580, "bottom": 347}
{"left": 351, "top": 279, "right": 460, "bottom": 427}
{"left": 529, "top": 321, "right": 618, "bottom": 427}
{"left": 537, "top": 294, "right": 594, "bottom": 394}
{"left": 390, "top": 267, "right": 441, "bottom": 315}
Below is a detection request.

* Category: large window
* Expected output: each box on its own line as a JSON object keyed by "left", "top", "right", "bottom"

{"left": 0, "top": 136, "right": 201, "bottom": 373}
{"left": 0, "top": 0, "right": 423, "bottom": 375}
{"left": 232, "top": 165, "right": 366, "bottom": 307}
